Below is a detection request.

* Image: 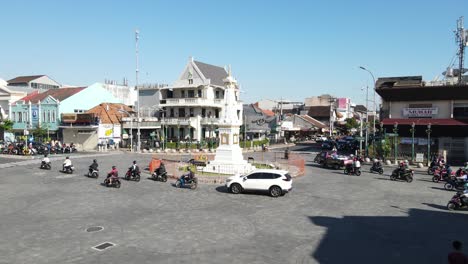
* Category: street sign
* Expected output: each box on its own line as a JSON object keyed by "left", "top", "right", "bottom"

{"left": 416, "top": 153, "right": 424, "bottom": 163}
{"left": 355, "top": 137, "right": 365, "bottom": 141}
{"left": 386, "top": 133, "right": 398, "bottom": 137}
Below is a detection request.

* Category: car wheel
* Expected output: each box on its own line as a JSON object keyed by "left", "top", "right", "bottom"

{"left": 269, "top": 186, "right": 282, "bottom": 197}
{"left": 230, "top": 183, "right": 242, "bottom": 194}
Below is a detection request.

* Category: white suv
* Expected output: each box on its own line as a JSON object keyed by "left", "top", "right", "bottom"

{"left": 225, "top": 169, "right": 292, "bottom": 197}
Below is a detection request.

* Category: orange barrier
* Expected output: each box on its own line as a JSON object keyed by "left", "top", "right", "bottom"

{"left": 148, "top": 158, "right": 161, "bottom": 173}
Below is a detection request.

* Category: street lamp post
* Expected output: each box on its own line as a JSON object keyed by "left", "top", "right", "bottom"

{"left": 426, "top": 123, "right": 432, "bottom": 166}
{"left": 379, "top": 122, "right": 384, "bottom": 159}
{"left": 359, "top": 66, "right": 377, "bottom": 157}
{"left": 357, "top": 112, "right": 363, "bottom": 154}
{"left": 393, "top": 123, "right": 398, "bottom": 165}
{"left": 410, "top": 122, "right": 416, "bottom": 163}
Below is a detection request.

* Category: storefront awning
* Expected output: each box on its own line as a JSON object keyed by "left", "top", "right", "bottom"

{"left": 381, "top": 118, "right": 468, "bottom": 126}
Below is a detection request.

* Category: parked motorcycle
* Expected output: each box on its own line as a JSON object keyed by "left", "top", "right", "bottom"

{"left": 390, "top": 168, "right": 413, "bottom": 182}
{"left": 124, "top": 168, "right": 141, "bottom": 182}
{"left": 344, "top": 164, "right": 361, "bottom": 176}
{"left": 103, "top": 177, "right": 121, "bottom": 188}
{"left": 175, "top": 176, "right": 198, "bottom": 189}
{"left": 60, "top": 166, "right": 74, "bottom": 174}
{"left": 369, "top": 162, "right": 384, "bottom": 174}
{"left": 447, "top": 192, "right": 468, "bottom": 210}
{"left": 40, "top": 161, "right": 51, "bottom": 170}
{"left": 86, "top": 168, "right": 99, "bottom": 178}
{"left": 444, "top": 179, "right": 466, "bottom": 191}
{"left": 152, "top": 170, "right": 168, "bottom": 182}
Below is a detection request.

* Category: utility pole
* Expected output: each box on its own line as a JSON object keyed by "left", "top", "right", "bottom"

{"left": 135, "top": 29, "right": 141, "bottom": 152}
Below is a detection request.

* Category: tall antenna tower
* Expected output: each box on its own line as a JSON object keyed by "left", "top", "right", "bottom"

{"left": 455, "top": 17, "right": 467, "bottom": 84}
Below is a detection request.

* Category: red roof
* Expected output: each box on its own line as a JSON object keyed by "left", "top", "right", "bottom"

{"left": 261, "top": 109, "right": 275, "bottom": 117}
{"left": 7, "top": 75, "right": 45, "bottom": 84}
{"left": 381, "top": 118, "right": 468, "bottom": 126}
{"left": 17, "top": 87, "right": 85, "bottom": 103}
{"left": 86, "top": 103, "right": 134, "bottom": 124}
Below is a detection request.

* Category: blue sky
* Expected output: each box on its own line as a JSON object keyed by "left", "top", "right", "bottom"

{"left": 0, "top": 0, "right": 466, "bottom": 104}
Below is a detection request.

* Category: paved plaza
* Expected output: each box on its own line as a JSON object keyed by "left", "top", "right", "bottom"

{"left": 1, "top": 144, "right": 468, "bottom": 263}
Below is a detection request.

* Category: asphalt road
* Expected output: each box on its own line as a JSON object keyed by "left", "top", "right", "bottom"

{"left": 0, "top": 144, "right": 467, "bottom": 264}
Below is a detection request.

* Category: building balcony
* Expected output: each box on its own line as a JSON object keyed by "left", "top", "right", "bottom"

{"left": 200, "top": 117, "right": 221, "bottom": 125}
{"left": 160, "top": 98, "right": 224, "bottom": 107}
{"left": 160, "top": 117, "right": 198, "bottom": 126}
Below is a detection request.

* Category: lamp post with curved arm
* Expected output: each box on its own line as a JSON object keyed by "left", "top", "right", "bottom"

{"left": 410, "top": 122, "right": 416, "bottom": 163}
{"left": 359, "top": 66, "right": 377, "bottom": 157}
{"left": 393, "top": 123, "right": 398, "bottom": 165}
{"left": 426, "top": 123, "right": 432, "bottom": 166}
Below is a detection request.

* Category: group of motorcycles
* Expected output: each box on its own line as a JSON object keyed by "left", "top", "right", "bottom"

{"left": 1, "top": 142, "right": 77, "bottom": 156}
{"left": 39, "top": 159, "right": 197, "bottom": 189}
{"left": 343, "top": 160, "right": 384, "bottom": 177}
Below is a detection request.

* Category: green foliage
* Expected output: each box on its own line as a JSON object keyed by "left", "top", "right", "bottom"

{"left": 0, "top": 120, "right": 14, "bottom": 132}
{"left": 381, "top": 138, "right": 392, "bottom": 158}
{"left": 345, "top": 118, "right": 360, "bottom": 133}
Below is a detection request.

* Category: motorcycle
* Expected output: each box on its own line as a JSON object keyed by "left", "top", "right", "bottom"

{"left": 86, "top": 168, "right": 99, "bottom": 178}
{"left": 40, "top": 161, "right": 51, "bottom": 170}
{"left": 447, "top": 192, "right": 468, "bottom": 210}
{"left": 124, "top": 168, "right": 141, "bottom": 182}
{"left": 175, "top": 176, "right": 198, "bottom": 189}
{"left": 390, "top": 168, "right": 413, "bottom": 182}
{"left": 432, "top": 168, "right": 456, "bottom": 183}
{"left": 370, "top": 162, "right": 384, "bottom": 174}
{"left": 60, "top": 165, "right": 74, "bottom": 174}
{"left": 344, "top": 164, "right": 361, "bottom": 176}
{"left": 427, "top": 164, "right": 439, "bottom": 175}
{"left": 444, "top": 179, "right": 466, "bottom": 191}
{"left": 104, "top": 177, "right": 121, "bottom": 188}
{"left": 151, "top": 169, "right": 168, "bottom": 182}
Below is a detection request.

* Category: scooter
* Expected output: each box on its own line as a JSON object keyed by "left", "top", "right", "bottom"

{"left": 390, "top": 168, "right": 413, "bottom": 182}
{"left": 124, "top": 168, "right": 141, "bottom": 182}
{"left": 447, "top": 192, "right": 468, "bottom": 210}
{"left": 175, "top": 176, "right": 198, "bottom": 189}
{"left": 152, "top": 170, "right": 168, "bottom": 182}
{"left": 369, "top": 162, "right": 384, "bottom": 174}
{"left": 432, "top": 168, "right": 455, "bottom": 183}
{"left": 40, "top": 161, "right": 51, "bottom": 170}
{"left": 104, "top": 176, "right": 121, "bottom": 188}
{"left": 86, "top": 167, "right": 99, "bottom": 178}
{"left": 444, "top": 179, "right": 466, "bottom": 191}
{"left": 344, "top": 164, "right": 361, "bottom": 176}
{"left": 60, "top": 165, "right": 74, "bottom": 174}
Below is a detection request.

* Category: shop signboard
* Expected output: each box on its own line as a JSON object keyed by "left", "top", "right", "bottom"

{"left": 402, "top": 107, "right": 438, "bottom": 117}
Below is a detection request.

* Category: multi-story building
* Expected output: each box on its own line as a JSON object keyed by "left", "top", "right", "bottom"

{"left": 155, "top": 58, "right": 243, "bottom": 143}
{"left": 377, "top": 75, "right": 468, "bottom": 163}
{"left": 7, "top": 75, "right": 61, "bottom": 90}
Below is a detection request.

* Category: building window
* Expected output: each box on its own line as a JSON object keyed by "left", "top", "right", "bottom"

{"left": 48, "top": 111, "right": 51, "bottom": 123}
{"left": 189, "top": 108, "right": 194, "bottom": 117}
{"left": 181, "top": 90, "right": 185, "bottom": 98}
{"left": 215, "top": 90, "right": 220, "bottom": 99}
{"left": 52, "top": 110, "right": 56, "bottom": 122}
{"left": 43, "top": 111, "right": 46, "bottom": 123}
{"left": 188, "top": 90, "right": 194, "bottom": 98}
{"left": 198, "top": 90, "right": 202, "bottom": 98}
{"left": 454, "top": 103, "right": 468, "bottom": 119}
{"left": 202, "top": 108, "right": 206, "bottom": 118}
{"left": 12, "top": 112, "right": 16, "bottom": 122}
{"left": 178, "top": 108, "right": 185, "bottom": 117}
{"left": 25, "top": 112, "right": 28, "bottom": 122}
{"left": 215, "top": 109, "right": 219, "bottom": 118}
{"left": 18, "top": 112, "right": 22, "bottom": 122}
{"left": 170, "top": 108, "right": 174, "bottom": 117}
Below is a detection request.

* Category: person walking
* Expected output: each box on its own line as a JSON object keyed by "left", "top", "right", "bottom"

{"left": 448, "top": 240, "right": 468, "bottom": 264}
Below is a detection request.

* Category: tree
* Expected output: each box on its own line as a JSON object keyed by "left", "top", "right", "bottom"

{"left": 32, "top": 125, "right": 49, "bottom": 142}
{"left": 344, "top": 118, "right": 359, "bottom": 134}
{"left": 0, "top": 120, "right": 14, "bottom": 132}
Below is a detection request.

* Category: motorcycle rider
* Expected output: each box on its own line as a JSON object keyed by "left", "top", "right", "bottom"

{"left": 107, "top": 165, "right": 119, "bottom": 185}
{"left": 155, "top": 161, "right": 167, "bottom": 176}
{"left": 353, "top": 156, "right": 361, "bottom": 173}
{"left": 456, "top": 170, "right": 468, "bottom": 182}
{"left": 62, "top": 156, "right": 72, "bottom": 171}
{"left": 42, "top": 154, "right": 50, "bottom": 165}
{"left": 459, "top": 183, "right": 468, "bottom": 205}
{"left": 180, "top": 168, "right": 195, "bottom": 185}
{"left": 129, "top": 160, "right": 140, "bottom": 178}
{"left": 89, "top": 159, "right": 99, "bottom": 174}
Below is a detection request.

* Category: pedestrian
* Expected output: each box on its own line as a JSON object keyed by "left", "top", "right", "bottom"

{"left": 448, "top": 240, "right": 468, "bottom": 264}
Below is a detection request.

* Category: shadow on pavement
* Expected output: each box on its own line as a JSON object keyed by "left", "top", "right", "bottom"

{"left": 310, "top": 208, "right": 468, "bottom": 263}
{"left": 422, "top": 203, "right": 449, "bottom": 211}
{"left": 430, "top": 186, "right": 452, "bottom": 191}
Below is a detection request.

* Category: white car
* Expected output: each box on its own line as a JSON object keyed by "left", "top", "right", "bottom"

{"left": 315, "top": 135, "right": 328, "bottom": 142}
{"left": 225, "top": 169, "right": 292, "bottom": 197}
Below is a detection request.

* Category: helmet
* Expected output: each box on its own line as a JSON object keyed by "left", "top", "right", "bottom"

{"left": 133, "top": 160, "right": 137, "bottom": 164}
{"left": 93, "top": 159, "right": 97, "bottom": 163}
{"left": 112, "top": 165, "right": 116, "bottom": 169}
{"left": 350, "top": 154, "right": 354, "bottom": 157}
{"left": 44, "top": 154, "right": 48, "bottom": 157}
{"left": 66, "top": 156, "right": 69, "bottom": 159}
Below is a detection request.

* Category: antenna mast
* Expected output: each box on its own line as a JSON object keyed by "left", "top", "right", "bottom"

{"left": 456, "top": 17, "right": 466, "bottom": 85}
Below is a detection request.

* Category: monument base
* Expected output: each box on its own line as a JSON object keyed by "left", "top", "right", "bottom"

{"left": 203, "top": 145, "right": 254, "bottom": 175}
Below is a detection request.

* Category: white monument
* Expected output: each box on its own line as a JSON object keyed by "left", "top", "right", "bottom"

{"left": 204, "top": 67, "right": 254, "bottom": 175}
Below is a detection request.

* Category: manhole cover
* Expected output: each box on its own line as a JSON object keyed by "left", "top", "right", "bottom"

{"left": 86, "top": 226, "right": 104, "bottom": 233}
{"left": 92, "top": 242, "right": 116, "bottom": 251}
